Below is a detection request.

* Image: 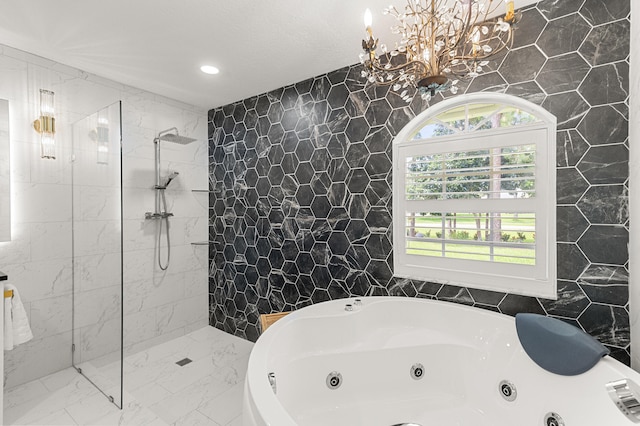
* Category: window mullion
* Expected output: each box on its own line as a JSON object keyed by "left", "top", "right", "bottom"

{"left": 440, "top": 214, "right": 445, "bottom": 257}
{"left": 405, "top": 198, "right": 539, "bottom": 212}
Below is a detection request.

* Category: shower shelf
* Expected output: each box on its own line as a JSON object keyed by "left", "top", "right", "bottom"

{"left": 191, "top": 241, "right": 209, "bottom": 246}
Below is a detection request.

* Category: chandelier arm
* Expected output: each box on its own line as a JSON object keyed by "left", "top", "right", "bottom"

{"left": 442, "top": 10, "right": 469, "bottom": 61}
{"left": 485, "top": 0, "right": 505, "bottom": 19}
{"left": 451, "top": 1, "right": 475, "bottom": 56}
{"left": 366, "top": 62, "right": 431, "bottom": 87}
{"left": 453, "top": 26, "right": 514, "bottom": 61}
{"left": 367, "top": 58, "right": 429, "bottom": 77}
{"left": 440, "top": 14, "right": 468, "bottom": 59}
{"left": 433, "top": 0, "right": 451, "bottom": 73}
{"left": 411, "top": 14, "right": 421, "bottom": 54}
{"left": 409, "top": 1, "right": 422, "bottom": 63}
{"left": 479, "top": 0, "right": 492, "bottom": 23}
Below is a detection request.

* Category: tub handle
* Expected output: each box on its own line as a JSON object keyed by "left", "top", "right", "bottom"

{"left": 606, "top": 378, "right": 640, "bottom": 422}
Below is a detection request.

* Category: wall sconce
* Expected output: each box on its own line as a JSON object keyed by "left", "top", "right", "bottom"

{"left": 90, "top": 109, "right": 109, "bottom": 164}
{"left": 33, "top": 89, "right": 55, "bottom": 159}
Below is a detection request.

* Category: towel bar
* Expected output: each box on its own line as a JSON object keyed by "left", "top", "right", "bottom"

{"left": 4, "top": 289, "right": 13, "bottom": 298}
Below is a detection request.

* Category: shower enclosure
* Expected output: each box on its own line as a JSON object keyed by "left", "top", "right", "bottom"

{"left": 71, "top": 101, "right": 123, "bottom": 407}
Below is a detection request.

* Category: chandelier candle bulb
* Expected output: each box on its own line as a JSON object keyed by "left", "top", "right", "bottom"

{"left": 505, "top": 0, "right": 515, "bottom": 22}
{"left": 364, "top": 8, "right": 373, "bottom": 36}
{"left": 472, "top": 28, "right": 481, "bottom": 55}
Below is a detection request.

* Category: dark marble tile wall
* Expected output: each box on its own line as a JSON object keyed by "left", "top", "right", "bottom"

{"left": 208, "top": 0, "right": 631, "bottom": 362}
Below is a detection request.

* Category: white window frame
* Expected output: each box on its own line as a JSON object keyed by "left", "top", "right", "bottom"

{"left": 393, "top": 93, "right": 557, "bottom": 299}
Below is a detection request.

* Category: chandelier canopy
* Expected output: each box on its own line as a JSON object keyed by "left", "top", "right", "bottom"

{"left": 360, "top": 0, "right": 520, "bottom": 102}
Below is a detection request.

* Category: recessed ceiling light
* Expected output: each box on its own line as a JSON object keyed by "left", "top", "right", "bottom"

{"left": 200, "top": 65, "right": 219, "bottom": 75}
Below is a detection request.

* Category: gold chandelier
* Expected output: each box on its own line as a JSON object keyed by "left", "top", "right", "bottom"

{"left": 360, "top": 0, "right": 520, "bottom": 102}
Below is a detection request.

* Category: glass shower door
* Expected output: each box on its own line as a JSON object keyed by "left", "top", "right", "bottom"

{"left": 71, "top": 101, "right": 123, "bottom": 408}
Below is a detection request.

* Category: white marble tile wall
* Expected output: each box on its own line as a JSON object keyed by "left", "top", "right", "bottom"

{"left": 0, "top": 43, "right": 209, "bottom": 388}
{"left": 0, "top": 100, "right": 10, "bottom": 242}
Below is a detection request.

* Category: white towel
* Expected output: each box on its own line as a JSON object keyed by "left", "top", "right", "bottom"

{"left": 4, "top": 284, "right": 33, "bottom": 350}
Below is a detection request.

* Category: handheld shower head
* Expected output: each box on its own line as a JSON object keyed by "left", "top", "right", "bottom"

{"left": 164, "top": 171, "right": 179, "bottom": 188}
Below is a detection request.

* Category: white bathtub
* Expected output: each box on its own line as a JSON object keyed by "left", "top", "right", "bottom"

{"left": 243, "top": 297, "right": 640, "bottom": 425}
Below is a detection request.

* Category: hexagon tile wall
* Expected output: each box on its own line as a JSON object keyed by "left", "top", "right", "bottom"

{"left": 208, "top": 0, "right": 631, "bottom": 363}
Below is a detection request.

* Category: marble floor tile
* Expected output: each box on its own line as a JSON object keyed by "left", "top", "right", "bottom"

{"left": 40, "top": 368, "right": 83, "bottom": 392}
{"left": 156, "top": 356, "right": 215, "bottom": 393}
{"left": 3, "top": 380, "right": 50, "bottom": 411}
{"left": 27, "top": 408, "right": 79, "bottom": 426}
{"left": 123, "top": 328, "right": 186, "bottom": 361}
{"left": 226, "top": 415, "right": 243, "bottom": 426}
{"left": 76, "top": 361, "right": 118, "bottom": 396}
{"left": 90, "top": 395, "right": 168, "bottom": 426}
{"left": 121, "top": 355, "right": 181, "bottom": 391}
{"left": 125, "top": 335, "right": 195, "bottom": 368}
{"left": 173, "top": 410, "right": 222, "bottom": 426}
{"left": 65, "top": 392, "right": 121, "bottom": 425}
{"left": 196, "top": 383, "right": 244, "bottom": 426}
{"left": 129, "top": 381, "right": 173, "bottom": 407}
{"left": 149, "top": 369, "right": 241, "bottom": 424}
{"left": 3, "top": 326, "right": 253, "bottom": 426}
{"left": 155, "top": 348, "right": 248, "bottom": 394}
{"left": 5, "top": 373, "right": 99, "bottom": 425}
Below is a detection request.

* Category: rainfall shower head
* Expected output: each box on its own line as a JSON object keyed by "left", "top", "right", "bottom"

{"left": 155, "top": 127, "right": 197, "bottom": 145}
{"left": 158, "top": 133, "right": 197, "bottom": 144}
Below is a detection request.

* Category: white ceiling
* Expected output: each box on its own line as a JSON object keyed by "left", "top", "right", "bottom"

{"left": 0, "top": 0, "right": 538, "bottom": 110}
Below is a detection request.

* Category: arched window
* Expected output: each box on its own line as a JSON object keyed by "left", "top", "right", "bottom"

{"left": 393, "top": 93, "right": 557, "bottom": 298}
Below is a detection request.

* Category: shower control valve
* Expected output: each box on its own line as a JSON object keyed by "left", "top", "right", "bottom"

{"left": 145, "top": 212, "right": 174, "bottom": 220}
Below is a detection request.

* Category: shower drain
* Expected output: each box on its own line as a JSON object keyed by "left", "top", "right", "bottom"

{"left": 176, "top": 357, "right": 192, "bottom": 366}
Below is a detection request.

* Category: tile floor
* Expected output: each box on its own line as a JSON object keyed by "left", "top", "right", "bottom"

{"left": 3, "top": 326, "right": 253, "bottom": 425}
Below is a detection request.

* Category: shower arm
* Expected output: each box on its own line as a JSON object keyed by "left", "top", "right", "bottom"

{"left": 157, "top": 127, "right": 179, "bottom": 140}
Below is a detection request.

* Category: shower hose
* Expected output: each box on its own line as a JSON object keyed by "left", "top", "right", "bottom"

{"left": 158, "top": 188, "right": 171, "bottom": 271}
